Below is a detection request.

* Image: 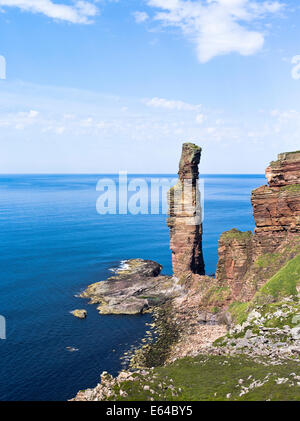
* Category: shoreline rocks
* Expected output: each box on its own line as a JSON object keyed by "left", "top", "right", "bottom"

{"left": 80, "top": 259, "right": 182, "bottom": 315}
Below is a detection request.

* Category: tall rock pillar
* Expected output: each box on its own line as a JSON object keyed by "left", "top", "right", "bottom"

{"left": 167, "top": 143, "right": 205, "bottom": 279}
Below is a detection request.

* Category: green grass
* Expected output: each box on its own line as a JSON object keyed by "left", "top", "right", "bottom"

{"left": 229, "top": 301, "right": 249, "bottom": 324}
{"left": 202, "top": 285, "right": 231, "bottom": 307}
{"left": 280, "top": 184, "right": 300, "bottom": 193}
{"left": 109, "top": 355, "right": 300, "bottom": 401}
{"left": 228, "top": 254, "right": 300, "bottom": 324}
{"left": 255, "top": 253, "right": 281, "bottom": 268}
{"left": 220, "top": 229, "right": 252, "bottom": 244}
{"left": 254, "top": 254, "right": 300, "bottom": 304}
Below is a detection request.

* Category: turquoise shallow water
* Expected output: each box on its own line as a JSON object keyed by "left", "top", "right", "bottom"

{"left": 0, "top": 174, "right": 264, "bottom": 401}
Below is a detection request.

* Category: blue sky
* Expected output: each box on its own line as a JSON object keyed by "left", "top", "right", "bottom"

{"left": 0, "top": 0, "right": 300, "bottom": 173}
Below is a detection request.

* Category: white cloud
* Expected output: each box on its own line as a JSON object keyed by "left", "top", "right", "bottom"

{"left": 0, "top": 0, "right": 98, "bottom": 24}
{"left": 133, "top": 11, "right": 149, "bottom": 23}
{"left": 145, "top": 0, "right": 284, "bottom": 62}
{"left": 143, "top": 97, "right": 202, "bottom": 111}
{"left": 291, "top": 55, "right": 300, "bottom": 80}
{"left": 0, "top": 109, "right": 41, "bottom": 130}
{"left": 0, "top": 55, "right": 6, "bottom": 80}
{"left": 195, "top": 113, "right": 205, "bottom": 124}
{"left": 28, "top": 109, "right": 39, "bottom": 118}
{"left": 2, "top": 82, "right": 300, "bottom": 174}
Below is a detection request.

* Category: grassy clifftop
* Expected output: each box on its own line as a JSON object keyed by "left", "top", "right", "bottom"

{"left": 83, "top": 354, "right": 300, "bottom": 401}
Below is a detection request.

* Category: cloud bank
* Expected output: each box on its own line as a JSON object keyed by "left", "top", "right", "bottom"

{"left": 145, "top": 0, "right": 284, "bottom": 62}
{"left": 144, "top": 97, "right": 202, "bottom": 111}
{"left": 0, "top": 0, "right": 98, "bottom": 24}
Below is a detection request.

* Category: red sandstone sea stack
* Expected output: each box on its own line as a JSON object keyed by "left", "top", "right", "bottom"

{"left": 167, "top": 143, "right": 205, "bottom": 280}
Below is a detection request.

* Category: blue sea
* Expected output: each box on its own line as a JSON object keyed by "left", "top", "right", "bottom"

{"left": 0, "top": 174, "right": 265, "bottom": 401}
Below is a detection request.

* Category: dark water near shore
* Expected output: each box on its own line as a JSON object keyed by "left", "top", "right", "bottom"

{"left": 0, "top": 174, "right": 264, "bottom": 401}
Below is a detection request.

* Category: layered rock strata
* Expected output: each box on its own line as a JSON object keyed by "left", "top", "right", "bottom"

{"left": 266, "top": 150, "right": 300, "bottom": 187}
{"left": 80, "top": 259, "right": 180, "bottom": 315}
{"left": 167, "top": 143, "right": 205, "bottom": 279}
{"left": 216, "top": 150, "right": 300, "bottom": 301}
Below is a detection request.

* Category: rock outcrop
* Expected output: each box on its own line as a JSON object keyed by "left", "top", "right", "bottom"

{"left": 216, "top": 150, "right": 300, "bottom": 302}
{"left": 71, "top": 309, "right": 87, "bottom": 319}
{"left": 80, "top": 259, "right": 180, "bottom": 315}
{"left": 167, "top": 143, "right": 205, "bottom": 280}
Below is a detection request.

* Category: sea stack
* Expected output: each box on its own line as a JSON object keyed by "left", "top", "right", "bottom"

{"left": 167, "top": 143, "right": 205, "bottom": 280}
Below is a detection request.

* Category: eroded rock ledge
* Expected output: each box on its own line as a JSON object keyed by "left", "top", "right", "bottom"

{"left": 80, "top": 259, "right": 182, "bottom": 315}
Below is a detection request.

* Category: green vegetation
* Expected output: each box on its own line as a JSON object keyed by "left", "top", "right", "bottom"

{"left": 202, "top": 285, "right": 231, "bottom": 307}
{"left": 259, "top": 300, "right": 300, "bottom": 329}
{"left": 253, "top": 254, "right": 300, "bottom": 305}
{"left": 280, "top": 184, "right": 300, "bottom": 193}
{"left": 220, "top": 229, "right": 252, "bottom": 244}
{"left": 109, "top": 355, "right": 300, "bottom": 401}
{"left": 229, "top": 301, "right": 249, "bottom": 324}
{"left": 255, "top": 253, "right": 281, "bottom": 269}
{"left": 228, "top": 254, "right": 300, "bottom": 324}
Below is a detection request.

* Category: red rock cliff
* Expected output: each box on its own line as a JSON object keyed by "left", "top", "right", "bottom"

{"left": 168, "top": 143, "right": 205, "bottom": 279}
{"left": 216, "top": 150, "right": 300, "bottom": 301}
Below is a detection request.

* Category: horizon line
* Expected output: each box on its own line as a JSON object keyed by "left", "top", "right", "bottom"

{"left": 0, "top": 172, "right": 265, "bottom": 176}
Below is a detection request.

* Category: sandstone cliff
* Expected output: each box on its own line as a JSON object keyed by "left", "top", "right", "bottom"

{"left": 216, "top": 150, "right": 300, "bottom": 302}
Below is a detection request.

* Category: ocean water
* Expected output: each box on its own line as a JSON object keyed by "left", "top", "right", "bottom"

{"left": 0, "top": 174, "right": 265, "bottom": 401}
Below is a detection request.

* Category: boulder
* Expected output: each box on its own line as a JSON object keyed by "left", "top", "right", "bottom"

{"left": 71, "top": 309, "right": 87, "bottom": 319}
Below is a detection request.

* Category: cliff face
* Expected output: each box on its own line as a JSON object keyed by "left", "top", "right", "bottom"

{"left": 216, "top": 150, "right": 300, "bottom": 302}
{"left": 253, "top": 151, "right": 300, "bottom": 242}
{"left": 265, "top": 151, "right": 300, "bottom": 187}
{"left": 167, "top": 143, "right": 205, "bottom": 280}
{"left": 215, "top": 229, "right": 253, "bottom": 299}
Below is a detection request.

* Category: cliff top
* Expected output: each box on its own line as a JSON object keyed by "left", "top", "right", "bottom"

{"left": 219, "top": 228, "right": 252, "bottom": 244}
{"left": 277, "top": 150, "right": 300, "bottom": 161}
{"left": 269, "top": 150, "right": 300, "bottom": 168}
{"left": 266, "top": 149, "right": 300, "bottom": 187}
